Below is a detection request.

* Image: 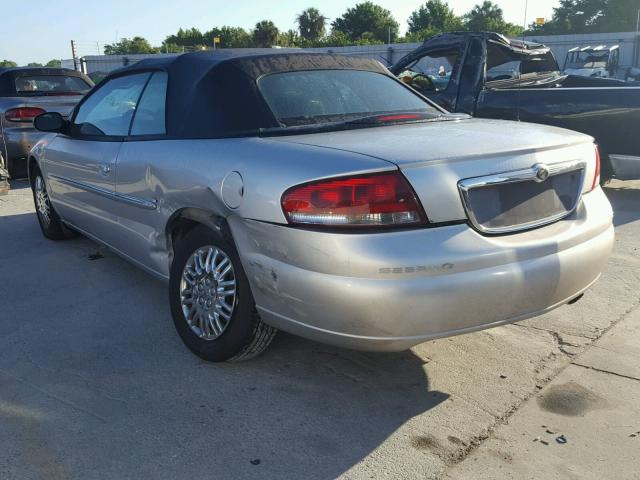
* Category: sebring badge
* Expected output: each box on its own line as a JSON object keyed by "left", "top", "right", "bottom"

{"left": 533, "top": 164, "right": 550, "bottom": 182}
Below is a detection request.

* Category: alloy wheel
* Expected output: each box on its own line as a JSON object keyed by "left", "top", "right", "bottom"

{"left": 34, "top": 175, "right": 52, "bottom": 225}
{"left": 180, "top": 246, "right": 237, "bottom": 341}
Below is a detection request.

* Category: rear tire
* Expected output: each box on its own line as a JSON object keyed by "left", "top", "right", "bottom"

{"left": 31, "top": 168, "right": 72, "bottom": 240}
{"left": 169, "top": 225, "right": 277, "bottom": 362}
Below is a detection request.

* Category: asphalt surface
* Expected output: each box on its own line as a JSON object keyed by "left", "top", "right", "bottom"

{"left": 0, "top": 179, "right": 638, "bottom": 480}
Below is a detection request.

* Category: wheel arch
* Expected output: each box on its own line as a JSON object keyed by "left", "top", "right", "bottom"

{"left": 165, "top": 208, "right": 234, "bottom": 270}
{"left": 27, "top": 155, "right": 40, "bottom": 185}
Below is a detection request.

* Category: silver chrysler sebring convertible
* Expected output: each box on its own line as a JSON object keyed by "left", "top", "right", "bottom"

{"left": 28, "top": 50, "right": 614, "bottom": 362}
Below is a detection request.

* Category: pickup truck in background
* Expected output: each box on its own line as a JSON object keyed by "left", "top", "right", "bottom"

{"left": 391, "top": 32, "right": 640, "bottom": 182}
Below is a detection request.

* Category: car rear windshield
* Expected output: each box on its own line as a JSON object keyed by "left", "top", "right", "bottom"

{"left": 14, "top": 75, "right": 91, "bottom": 96}
{"left": 258, "top": 70, "right": 439, "bottom": 127}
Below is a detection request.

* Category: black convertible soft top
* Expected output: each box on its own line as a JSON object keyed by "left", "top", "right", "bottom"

{"left": 107, "top": 50, "right": 391, "bottom": 138}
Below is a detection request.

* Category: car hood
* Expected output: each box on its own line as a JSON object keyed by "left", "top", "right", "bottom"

{"left": 266, "top": 117, "right": 592, "bottom": 168}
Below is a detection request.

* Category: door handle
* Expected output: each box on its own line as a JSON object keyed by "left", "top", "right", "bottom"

{"left": 100, "top": 164, "right": 112, "bottom": 175}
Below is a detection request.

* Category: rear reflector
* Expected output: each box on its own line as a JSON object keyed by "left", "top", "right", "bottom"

{"left": 591, "top": 145, "right": 601, "bottom": 190}
{"left": 281, "top": 171, "right": 427, "bottom": 228}
{"left": 5, "top": 107, "right": 46, "bottom": 122}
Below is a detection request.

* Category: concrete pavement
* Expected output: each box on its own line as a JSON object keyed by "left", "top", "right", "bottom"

{"left": 445, "top": 306, "right": 640, "bottom": 480}
{"left": 0, "top": 180, "right": 638, "bottom": 479}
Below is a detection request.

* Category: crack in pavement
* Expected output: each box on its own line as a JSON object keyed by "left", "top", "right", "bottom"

{"left": 439, "top": 301, "right": 640, "bottom": 477}
{"left": 0, "top": 368, "right": 108, "bottom": 423}
{"left": 571, "top": 362, "right": 640, "bottom": 383}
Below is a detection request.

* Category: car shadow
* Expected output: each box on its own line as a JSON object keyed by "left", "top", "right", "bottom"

{"left": 7, "top": 179, "right": 30, "bottom": 190}
{"left": 0, "top": 211, "right": 448, "bottom": 479}
{"left": 603, "top": 183, "right": 640, "bottom": 227}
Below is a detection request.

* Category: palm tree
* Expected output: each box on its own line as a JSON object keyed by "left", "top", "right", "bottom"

{"left": 296, "top": 7, "right": 327, "bottom": 42}
{"left": 253, "top": 20, "right": 280, "bottom": 48}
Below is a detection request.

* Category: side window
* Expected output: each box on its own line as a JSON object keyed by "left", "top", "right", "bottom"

{"left": 397, "top": 50, "right": 458, "bottom": 93}
{"left": 130, "top": 72, "right": 168, "bottom": 136}
{"left": 73, "top": 73, "right": 150, "bottom": 137}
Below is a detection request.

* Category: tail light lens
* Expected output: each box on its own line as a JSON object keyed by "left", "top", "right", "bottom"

{"left": 281, "top": 171, "right": 427, "bottom": 228}
{"left": 591, "top": 144, "right": 601, "bottom": 191}
{"left": 5, "top": 107, "right": 46, "bottom": 123}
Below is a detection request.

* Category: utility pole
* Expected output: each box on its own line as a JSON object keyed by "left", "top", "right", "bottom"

{"left": 70, "top": 40, "right": 78, "bottom": 71}
{"left": 636, "top": 9, "right": 640, "bottom": 68}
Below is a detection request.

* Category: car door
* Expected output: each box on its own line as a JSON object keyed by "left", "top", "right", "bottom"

{"left": 45, "top": 72, "right": 151, "bottom": 246}
{"left": 110, "top": 71, "right": 170, "bottom": 276}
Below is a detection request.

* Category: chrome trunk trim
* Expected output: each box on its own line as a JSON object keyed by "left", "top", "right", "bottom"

{"left": 458, "top": 160, "right": 586, "bottom": 235}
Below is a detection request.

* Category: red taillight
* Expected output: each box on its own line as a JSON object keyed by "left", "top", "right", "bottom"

{"left": 591, "top": 145, "right": 601, "bottom": 190}
{"left": 5, "top": 107, "right": 46, "bottom": 123}
{"left": 281, "top": 172, "right": 427, "bottom": 228}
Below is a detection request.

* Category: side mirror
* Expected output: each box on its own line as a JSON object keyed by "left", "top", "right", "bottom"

{"left": 34, "top": 112, "right": 66, "bottom": 133}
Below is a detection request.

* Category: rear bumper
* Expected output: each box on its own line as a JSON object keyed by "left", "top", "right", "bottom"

{"left": 229, "top": 188, "right": 614, "bottom": 351}
{"left": 1, "top": 128, "right": 45, "bottom": 173}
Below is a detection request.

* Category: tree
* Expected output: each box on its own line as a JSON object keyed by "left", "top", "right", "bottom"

{"left": 464, "top": 1, "right": 524, "bottom": 36}
{"left": 26, "top": 62, "right": 43, "bottom": 67}
{"left": 331, "top": 2, "right": 400, "bottom": 43}
{"left": 527, "top": 0, "right": 637, "bottom": 34}
{"left": 296, "top": 7, "right": 327, "bottom": 42}
{"left": 0, "top": 60, "right": 18, "bottom": 68}
{"left": 164, "top": 28, "right": 206, "bottom": 48}
{"left": 316, "top": 30, "right": 353, "bottom": 47}
{"left": 253, "top": 20, "right": 279, "bottom": 47}
{"left": 104, "top": 37, "right": 159, "bottom": 55}
{"left": 203, "top": 26, "right": 252, "bottom": 48}
{"left": 596, "top": 0, "right": 639, "bottom": 32}
{"left": 45, "top": 59, "right": 62, "bottom": 68}
{"left": 407, "top": 0, "right": 463, "bottom": 34}
{"left": 279, "top": 29, "right": 301, "bottom": 47}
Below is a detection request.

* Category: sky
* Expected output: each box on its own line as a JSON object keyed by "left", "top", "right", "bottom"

{"left": 0, "top": 0, "right": 558, "bottom": 65}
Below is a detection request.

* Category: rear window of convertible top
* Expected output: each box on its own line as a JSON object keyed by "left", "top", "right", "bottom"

{"left": 258, "top": 69, "right": 439, "bottom": 126}
{"left": 14, "top": 75, "right": 91, "bottom": 96}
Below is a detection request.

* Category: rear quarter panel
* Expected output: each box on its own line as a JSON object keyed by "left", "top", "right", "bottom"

{"left": 113, "top": 137, "right": 396, "bottom": 277}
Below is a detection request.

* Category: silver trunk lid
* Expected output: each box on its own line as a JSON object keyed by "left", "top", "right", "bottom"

{"left": 270, "top": 118, "right": 597, "bottom": 226}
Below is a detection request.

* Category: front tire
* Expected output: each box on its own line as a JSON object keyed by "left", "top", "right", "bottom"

{"left": 31, "top": 169, "right": 71, "bottom": 240}
{"left": 169, "top": 225, "right": 277, "bottom": 362}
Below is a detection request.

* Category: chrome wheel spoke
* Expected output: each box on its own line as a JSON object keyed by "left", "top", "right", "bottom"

{"left": 35, "top": 176, "right": 52, "bottom": 224}
{"left": 179, "top": 245, "right": 236, "bottom": 341}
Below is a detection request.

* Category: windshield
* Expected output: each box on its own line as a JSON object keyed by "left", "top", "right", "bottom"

{"left": 258, "top": 70, "right": 439, "bottom": 127}
{"left": 15, "top": 75, "right": 91, "bottom": 96}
